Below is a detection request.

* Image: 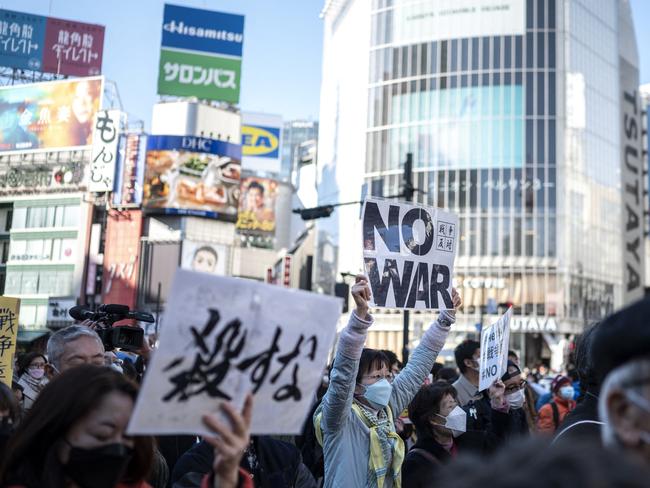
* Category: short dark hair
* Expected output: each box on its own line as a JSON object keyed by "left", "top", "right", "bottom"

{"left": 455, "top": 339, "right": 480, "bottom": 374}
{"left": 508, "top": 350, "right": 518, "bottom": 360}
{"left": 436, "top": 437, "right": 650, "bottom": 488}
{"left": 356, "top": 349, "right": 389, "bottom": 384}
{"left": 0, "top": 382, "right": 20, "bottom": 425}
{"left": 436, "top": 367, "right": 459, "bottom": 384}
{"left": 574, "top": 322, "right": 600, "bottom": 393}
{"left": 380, "top": 349, "right": 402, "bottom": 370}
{"left": 0, "top": 365, "right": 154, "bottom": 487}
{"left": 15, "top": 352, "right": 47, "bottom": 378}
{"left": 408, "top": 381, "right": 458, "bottom": 437}
{"left": 431, "top": 362, "right": 444, "bottom": 376}
{"left": 248, "top": 181, "right": 265, "bottom": 195}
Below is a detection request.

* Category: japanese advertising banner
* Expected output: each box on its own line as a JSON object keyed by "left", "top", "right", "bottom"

{"left": 0, "top": 8, "right": 104, "bottom": 77}
{"left": 0, "top": 162, "right": 87, "bottom": 194}
{"left": 102, "top": 210, "right": 143, "bottom": 310}
{"left": 361, "top": 197, "right": 458, "bottom": 310}
{"left": 181, "top": 240, "right": 228, "bottom": 276}
{"left": 236, "top": 177, "right": 277, "bottom": 236}
{"left": 241, "top": 112, "right": 282, "bottom": 173}
{"left": 0, "top": 76, "right": 103, "bottom": 153}
{"left": 113, "top": 134, "right": 146, "bottom": 207}
{"left": 158, "top": 4, "right": 244, "bottom": 103}
{"left": 127, "top": 270, "right": 342, "bottom": 435}
{"left": 89, "top": 110, "right": 123, "bottom": 192}
{"left": 479, "top": 307, "right": 512, "bottom": 392}
{"left": 0, "top": 296, "right": 20, "bottom": 387}
{"left": 143, "top": 135, "right": 242, "bottom": 221}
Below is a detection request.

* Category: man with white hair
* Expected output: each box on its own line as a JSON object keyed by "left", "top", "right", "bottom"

{"left": 589, "top": 297, "right": 650, "bottom": 466}
{"left": 46, "top": 324, "right": 106, "bottom": 376}
{"left": 599, "top": 357, "right": 650, "bottom": 465}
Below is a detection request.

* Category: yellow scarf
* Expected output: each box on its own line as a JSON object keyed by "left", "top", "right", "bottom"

{"left": 314, "top": 403, "right": 405, "bottom": 488}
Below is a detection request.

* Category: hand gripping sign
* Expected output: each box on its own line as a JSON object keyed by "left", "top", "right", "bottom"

{"left": 361, "top": 197, "right": 459, "bottom": 310}
{"left": 128, "top": 270, "right": 342, "bottom": 436}
{"left": 479, "top": 307, "right": 512, "bottom": 392}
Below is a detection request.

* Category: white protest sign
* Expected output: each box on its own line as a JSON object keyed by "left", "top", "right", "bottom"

{"left": 361, "top": 197, "right": 458, "bottom": 310}
{"left": 479, "top": 307, "right": 512, "bottom": 392}
{"left": 128, "top": 269, "right": 342, "bottom": 436}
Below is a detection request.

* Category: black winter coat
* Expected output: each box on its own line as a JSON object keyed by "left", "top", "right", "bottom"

{"left": 553, "top": 392, "right": 602, "bottom": 444}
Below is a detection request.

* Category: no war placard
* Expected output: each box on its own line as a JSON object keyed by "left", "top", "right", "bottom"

{"left": 361, "top": 198, "right": 458, "bottom": 310}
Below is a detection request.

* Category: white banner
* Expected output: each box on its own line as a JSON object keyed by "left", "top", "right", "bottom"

{"left": 89, "top": 109, "right": 122, "bottom": 192}
{"left": 361, "top": 197, "right": 458, "bottom": 310}
{"left": 393, "top": 0, "right": 525, "bottom": 46}
{"left": 479, "top": 307, "right": 512, "bottom": 391}
{"left": 128, "top": 270, "right": 342, "bottom": 436}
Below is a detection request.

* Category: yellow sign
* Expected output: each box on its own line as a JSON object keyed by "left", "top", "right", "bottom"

{"left": 241, "top": 125, "right": 280, "bottom": 157}
{"left": 0, "top": 296, "right": 19, "bottom": 387}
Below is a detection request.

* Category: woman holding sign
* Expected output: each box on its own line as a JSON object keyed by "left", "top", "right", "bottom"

{"left": 314, "top": 275, "right": 461, "bottom": 488}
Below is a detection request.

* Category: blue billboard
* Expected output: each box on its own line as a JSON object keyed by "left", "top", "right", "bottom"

{"left": 392, "top": 85, "right": 524, "bottom": 169}
{"left": 161, "top": 4, "right": 244, "bottom": 57}
{"left": 0, "top": 9, "right": 46, "bottom": 71}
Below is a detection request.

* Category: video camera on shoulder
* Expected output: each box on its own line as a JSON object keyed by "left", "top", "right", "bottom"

{"left": 69, "top": 304, "right": 154, "bottom": 352}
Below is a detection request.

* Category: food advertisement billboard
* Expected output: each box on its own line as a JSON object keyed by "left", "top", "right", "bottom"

{"left": 143, "top": 135, "right": 241, "bottom": 220}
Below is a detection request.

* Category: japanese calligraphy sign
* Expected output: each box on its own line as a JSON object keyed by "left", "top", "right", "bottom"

{"left": 128, "top": 270, "right": 342, "bottom": 436}
{"left": 362, "top": 197, "right": 458, "bottom": 310}
{"left": 157, "top": 5, "right": 244, "bottom": 103}
{"left": 89, "top": 110, "right": 122, "bottom": 192}
{"left": 0, "top": 76, "right": 103, "bottom": 153}
{"left": 0, "top": 296, "right": 20, "bottom": 387}
{"left": 479, "top": 307, "right": 512, "bottom": 392}
{"left": 0, "top": 8, "right": 104, "bottom": 77}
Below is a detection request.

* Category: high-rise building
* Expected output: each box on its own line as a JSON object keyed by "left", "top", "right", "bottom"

{"left": 317, "top": 0, "right": 644, "bottom": 365}
{"left": 281, "top": 120, "right": 319, "bottom": 182}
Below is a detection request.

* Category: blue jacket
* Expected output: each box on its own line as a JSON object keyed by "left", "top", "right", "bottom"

{"left": 316, "top": 310, "right": 454, "bottom": 488}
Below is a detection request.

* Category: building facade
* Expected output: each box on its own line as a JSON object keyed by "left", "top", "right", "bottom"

{"left": 318, "top": 0, "right": 643, "bottom": 365}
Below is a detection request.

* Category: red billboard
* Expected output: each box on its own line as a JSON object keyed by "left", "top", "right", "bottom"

{"left": 41, "top": 17, "right": 105, "bottom": 77}
{"left": 101, "top": 210, "right": 143, "bottom": 309}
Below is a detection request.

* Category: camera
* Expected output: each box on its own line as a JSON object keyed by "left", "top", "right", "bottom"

{"left": 69, "top": 304, "right": 154, "bottom": 352}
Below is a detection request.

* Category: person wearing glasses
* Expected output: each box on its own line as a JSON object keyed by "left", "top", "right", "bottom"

{"left": 313, "top": 275, "right": 461, "bottom": 488}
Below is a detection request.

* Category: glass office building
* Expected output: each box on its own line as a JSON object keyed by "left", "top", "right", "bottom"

{"left": 318, "top": 0, "right": 643, "bottom": 363}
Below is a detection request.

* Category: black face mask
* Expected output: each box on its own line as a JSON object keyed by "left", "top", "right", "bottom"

{"left": 64, "top": 442, "right": 133, "bottom": 488}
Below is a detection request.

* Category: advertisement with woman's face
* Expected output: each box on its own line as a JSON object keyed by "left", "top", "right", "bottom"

{"left": 0, "top": 77, "right": 103, "bottom": 153}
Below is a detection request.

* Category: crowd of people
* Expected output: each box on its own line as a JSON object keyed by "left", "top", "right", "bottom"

{"left": 1, "top": 275, "right": 649, "bottom": 487}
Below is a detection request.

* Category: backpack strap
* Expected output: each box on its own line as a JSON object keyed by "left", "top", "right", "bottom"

{"left": 550, "top": 401, "right": 560, "bottom": 430}
{"left": 409, "top": 448, "right": 441, "bottom": 466}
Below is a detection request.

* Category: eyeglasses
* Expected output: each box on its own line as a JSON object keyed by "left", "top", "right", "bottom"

{"left": 362, "top": 373, "right": 395, "bottom": 383}
{"left": 505, "top": 380, "right": 527, "bottom": 395}
{"left": 28, "top": 364, "right": 46, "bottom": 369}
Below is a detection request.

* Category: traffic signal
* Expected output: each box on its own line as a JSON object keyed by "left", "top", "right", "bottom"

{"left": 293, "top": 205, "right": 335, "bottom": 221}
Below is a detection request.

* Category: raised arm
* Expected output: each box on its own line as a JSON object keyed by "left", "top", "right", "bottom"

{"left": 389, "top": 289, "right": 461, "bottom": 417}
{"left": 318, "top": 276, "right": 373, "bottom": 434}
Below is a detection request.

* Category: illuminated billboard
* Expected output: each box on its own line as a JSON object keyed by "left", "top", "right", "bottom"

{"left": 143, "top": 135, "right": 242, "bottom": 221}
{"left": 0, "top": 76, "right": 103, "bottom": 153}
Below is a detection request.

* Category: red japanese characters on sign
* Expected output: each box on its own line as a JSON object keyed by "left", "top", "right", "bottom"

{"left": 41, "top": 17, "right": 104, "bottom": 77}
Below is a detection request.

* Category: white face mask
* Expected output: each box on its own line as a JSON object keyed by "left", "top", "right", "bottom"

{"left": 436, "top": 406, "right": 467, "bottom": 437}
{"left": 505, "top": 389, "right": 526, "bottom": 409}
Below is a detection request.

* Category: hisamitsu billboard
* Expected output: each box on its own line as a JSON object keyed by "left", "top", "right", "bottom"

{"left": 157, "top": 4, "right": 244, "bottom": 104}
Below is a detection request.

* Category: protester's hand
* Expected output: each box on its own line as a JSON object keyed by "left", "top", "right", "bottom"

{"left": 488, "top": 380, "right": 507, "bottom": 410}
{"left": 203, "top": 394, "right": 253, "bottom": 488}
{"left": 447, "top": 288, "right": 462, "bottom": 318}
{"left": 351, "top": 275, "right": 372, "bottom": 320}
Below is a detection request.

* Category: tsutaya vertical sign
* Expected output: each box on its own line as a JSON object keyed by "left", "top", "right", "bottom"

{"left": 361, "top": 198, "right": 458, "bottom": 310}
{"left": 620, "top": 57, "right": 645, "bottom": 303}
{"left": 0, "top": 296, "right": 20, "bottom": 387}
{"left": 89, "top": 110, "right": 122, "bottom": 192}
{"left": 479, "top": 307, "right": 512, "bottom": 392}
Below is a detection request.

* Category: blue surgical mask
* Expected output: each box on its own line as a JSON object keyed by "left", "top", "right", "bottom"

{"left": 362, "top": 378, "right": 393, "bottom": 409}
{"left": 559, "top": 386, "right": 575, "bottom": 400}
